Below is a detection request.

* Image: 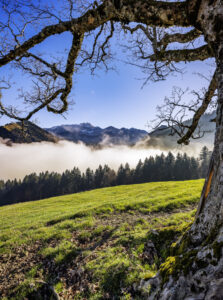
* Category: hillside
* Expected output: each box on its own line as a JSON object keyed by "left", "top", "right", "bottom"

{"left": 46, "top": 123, "right": 148, "bottom": 145}
{"left": 0, "top": 112, "right": 215, "bottom": 147}
{"left": 148, "top": 111, "right": 216, "bottom": 149}
{"left": 0, "top": 180, "right": 203, "bottom": 299}
{"left": 0, "top": 121, "right": 57, "bottom": 144}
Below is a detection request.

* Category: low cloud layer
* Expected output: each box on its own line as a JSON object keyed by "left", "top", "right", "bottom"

{"left": 0, "top": 137, "right": 211, "bottom": 181}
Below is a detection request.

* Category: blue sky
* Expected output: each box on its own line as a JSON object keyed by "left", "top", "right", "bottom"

{"left": 1, "top": 58, "right": 214, "bottom": 130}
{"left": 0, "top": 12, "right": 215, "bottom": 130}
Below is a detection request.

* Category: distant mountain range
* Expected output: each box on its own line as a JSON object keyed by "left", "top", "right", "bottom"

{"left": 0, "top": 111, "right": 216, "bottom": 148}
{"left": 46, "top": 123, "right": 148, "bottom": 146}
{"left": 0, "top": 121, "right": 57, "bottom": 144}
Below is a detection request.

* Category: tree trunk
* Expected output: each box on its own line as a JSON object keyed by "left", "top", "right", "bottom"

{"left": 179, "top": 0, "right": 223, "bottom": 246}
{"left": 141, "top": 1, "right": 223, "bottom": 298}
{"left": 144, "top": 63, "right": 223, "bottom": 300}
{"left": 191, "top": 60, "right": 223, "bottom": 243}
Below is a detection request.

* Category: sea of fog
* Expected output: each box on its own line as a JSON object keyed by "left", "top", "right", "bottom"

{"left": 0, "top": 138, "right": 212, "bottom": 181}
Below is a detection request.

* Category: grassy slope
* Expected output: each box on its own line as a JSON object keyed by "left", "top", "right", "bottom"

{"left": 0, "top": 180, "right": 204, "bottom": 299}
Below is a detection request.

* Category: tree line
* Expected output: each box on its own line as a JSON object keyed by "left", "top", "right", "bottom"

{"left": 0, "top": 146, "right": 211, "bottom": 206}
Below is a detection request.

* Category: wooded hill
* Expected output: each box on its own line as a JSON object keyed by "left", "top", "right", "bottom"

{"left": 0, "top": 121, "right": 57, "bottom": 144}
{"left": 0, "top": 147, "right": 211, "bottom": 206}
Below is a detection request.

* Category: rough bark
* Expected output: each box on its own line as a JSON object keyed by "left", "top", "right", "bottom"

{"left": 144, "top": 60, "right": 223, "bottom": 300}
{"left": 149, "top": 45, "right": 212, "bottom": 63}
{"left": 139, "top": 1, "right": 223, "bottom": 299}
{"left": 0, "top": 1, "right": 190, "bottom": 68}
{"left": 0, "top": 0, "right": 193, "bottom": 121}
{"left": 0, "top": 1, "right": 223, "bottom": 297}
{"left": 178, "top": 0, "right": 223, "bottom": 243}
{"left": 157, "top": 29, "right": 202, "bottom": 48}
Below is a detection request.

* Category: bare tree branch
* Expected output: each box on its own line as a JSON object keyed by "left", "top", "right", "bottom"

{"left": 177, "top": 70, "right": 217, "bottom": 144}
{"left": 149, "top": 45, "right": 213, "bottom": 63}
{"left": 157, "top": 29, "right": 202, "bottom": 49}
{"left": 152, "top": 70, "right": 217, "bottom": 145}
{"left": 0, "top": 0, "right": 212, "bottom": 123}
{"left": 0, "top": 1, "right": 190, "bottom": 67}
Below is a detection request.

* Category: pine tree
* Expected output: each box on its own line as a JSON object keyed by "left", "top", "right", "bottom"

{"left": 164, "top": 152, "right": 175, "bottom": 181}
{"left": 85, "top": 168, "right": 95, "bottom": 190}
{"left": 133, "top": 160, "right": 143, "bottom": 183}
{"left": 94, "top": 165, "right": 104, "bottom": 188}
{"left": 199, "top": 146, "right": 211, "bottom": 178}
{"left": 117, "top": 164, "right": 126, "bottom": 185}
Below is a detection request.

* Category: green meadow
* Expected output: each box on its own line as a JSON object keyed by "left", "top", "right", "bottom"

{"left": 0, "top": 180, "right": 203, "bottom": 299}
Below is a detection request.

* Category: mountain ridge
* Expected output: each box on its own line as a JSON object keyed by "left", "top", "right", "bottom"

{"left": 46, "top": 122, "right": 148, "bottom": 145}
{"left": 0, "top": 111, "right": 216, "bottom": 148}
{"left": 0, "top": 121, "right": 57, "bottom": 144}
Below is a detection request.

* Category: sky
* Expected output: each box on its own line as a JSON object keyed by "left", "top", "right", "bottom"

{"left": 0, "top": 1, "right": 216, "bottom": 181}
{"left": 0, "top": 2, "right": 215, "bottom": 131}
{"left": 0, "top": 58, "right": 214, "bottom": 131}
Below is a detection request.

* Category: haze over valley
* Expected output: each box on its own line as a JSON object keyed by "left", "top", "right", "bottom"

{"left": 0, "top": 112, "right": 215, "bottom": 181}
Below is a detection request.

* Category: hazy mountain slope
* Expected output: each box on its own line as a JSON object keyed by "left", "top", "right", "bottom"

{"left": 46, "top": 122, "right": 148, "bottom": 145}
{"left": 147, "top": 111, "right": 216, "bottom": 149}
{"left": 0, "top": 179, "right": 203, "bottom": 299}
{"left": 46, "top": 112, "right": 216, "bottom": 148}
{"left": 0, "top": 111, "right": 215, "bottom": 147}
{"left": 0, "top": 121, "right": 58, "bottom": 144}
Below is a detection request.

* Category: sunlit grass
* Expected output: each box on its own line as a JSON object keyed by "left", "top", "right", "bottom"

{"left": 0, "top": 179, "right": 204, "bottom": 299}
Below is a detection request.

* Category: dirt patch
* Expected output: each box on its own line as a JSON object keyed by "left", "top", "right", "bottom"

{"left": 0, "top": 207, "right": 195, "bottom": 299}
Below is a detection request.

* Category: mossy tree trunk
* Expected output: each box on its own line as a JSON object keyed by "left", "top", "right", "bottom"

{"left": 183, "top": 0, "right": 223, "bottom": 248}
{"left": 192, "top": 62, "right": 223, "bottom": 245}
{"left": 146, "top": 1, "right": 223, "bottom": 298}
{"left": 147, "top": 64, "right": 223, "bottom": 300}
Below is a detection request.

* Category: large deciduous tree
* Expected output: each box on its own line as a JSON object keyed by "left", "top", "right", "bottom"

{"left": 0, "top": 0, "right": 223, "bottom": 298}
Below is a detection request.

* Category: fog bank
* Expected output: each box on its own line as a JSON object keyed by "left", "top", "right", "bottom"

{"left": 0, "top": 138, "right": 210, "bottom": 181}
